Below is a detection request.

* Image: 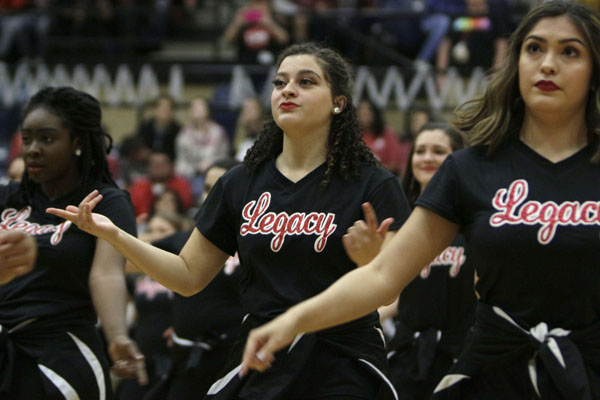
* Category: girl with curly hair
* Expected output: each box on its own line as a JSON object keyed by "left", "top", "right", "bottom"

{"left": 48, "top": 43, "right": 411, "bottom": 399}
{"left": 240, "top": 2, "right": 600, "bottom": 399}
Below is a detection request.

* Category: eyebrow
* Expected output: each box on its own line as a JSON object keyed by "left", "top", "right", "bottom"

{"left": 524, "top": 35, "right": 586, "bottom": 46}
{"left": 275, "top": 69, "right": 322, "bottom": 79}
{"left": 21, "top": 127, "right": 59, "bottom": 134}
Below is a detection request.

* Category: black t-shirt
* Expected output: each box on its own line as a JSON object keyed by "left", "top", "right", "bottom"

{"left": 152, "top": 230, "right": 243, "bottom": 338}
{"left": 196, "top": 160, "right": 411, "bottom": 320}
{"left": 398, "top": 235, "right": 476, "bottom": 332}
{"left": 130, "top": 274, "right": 173, "bottom": 357}
{"left": 417, "top": 138, "right": 600, "bottom": 329}
{"left": 0, "top": 182, "right": 137, "bottom": 328}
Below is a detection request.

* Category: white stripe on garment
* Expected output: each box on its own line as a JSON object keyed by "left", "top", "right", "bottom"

{"left": 528, "top": 357, "right": 541, "bottom": 398}
{"left": 358, "top": 358, "right": 399, "bottom": 400}
{"left": 288, "top": 333, "right": 304, "bottom": 353}
{"left": 433, "top": 374, "right": 471, "bottom": 393}
{"left": 494, "top": 305, "right": 571, "bottom": 396}
{"left": 68, "top": 332, "right": 106, "bottom": 400}
{"left": 38, "top": 364, "right": 80, "bottom": 400}
{"left": 207, "top": 364, "right": 243, "bottom": 395}
{"left": 171, "top": 332, "right": 212, "bottom": 350}
{"left": 374, "top": 326, "right": 386, "bottom": 347}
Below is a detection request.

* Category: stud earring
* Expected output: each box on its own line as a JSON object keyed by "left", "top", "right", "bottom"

{"left": 75, "top": 148, "right": 82, "bottom": 156}
{"left": 333, "top": 107, "right": 340, "bottom": 114}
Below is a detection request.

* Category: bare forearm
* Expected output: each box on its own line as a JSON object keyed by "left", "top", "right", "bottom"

{"left": 286, "top": 262, "right": 398, "bottom": 334}
{"left": 90, "top": 274, "right": 129, "bottom": 341}
{"left": 110, "top": 228, "right": 202, "bottom": 295}
{"left": 282, "top": 208, "right": 458, "bottom": 335}
{"left": 223, "top": 20, "right": 242, "bottom": 43}
{"left": 268, "top": 21, "right": 289, "bottom": 44}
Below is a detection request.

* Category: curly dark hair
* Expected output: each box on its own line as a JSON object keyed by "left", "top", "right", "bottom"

{"left": 243, "top": 43, "right": 378, "bottom": 185}
{"left": 11, "top": 86, "right": 117, "bottom": 207}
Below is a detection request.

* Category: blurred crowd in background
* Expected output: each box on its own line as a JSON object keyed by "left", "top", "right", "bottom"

{"left": 2, "top": 0, "right": 599, "bottom": 220}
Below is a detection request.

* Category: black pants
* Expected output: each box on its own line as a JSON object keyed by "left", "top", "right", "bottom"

{"left": 3, "top": 326, "right": 113, "bottom": 400}
{"left": 5, "top": 346, "right": 46, "bottom": 400}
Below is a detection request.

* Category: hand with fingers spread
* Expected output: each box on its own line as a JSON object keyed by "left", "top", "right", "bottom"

{"left": 343, "top": 202, "right": 394, "bottom": 266}
{"left": 0, "top": 231, "right": 37, "bottom": 284}
{"left": 240, "top": 314, "right": 297, "bottom": 377}
{"left": 46, "top": 190, "right": 119, "bottom": 241}
{"left": 109, "top": 335, "right": 149, "bottom": 386}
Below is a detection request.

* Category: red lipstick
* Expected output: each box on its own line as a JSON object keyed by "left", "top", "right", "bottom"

{"left": 279, "top": 102, "right": 298, "bottom": 111}
{"left": 535, "top": 80, "right": 559, "bottom": 91}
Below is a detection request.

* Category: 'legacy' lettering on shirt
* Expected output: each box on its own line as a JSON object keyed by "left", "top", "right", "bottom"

{"left": 0, "top": 207, "right": 72, "bottom": 245}
{"left": 490, "top": 179, "right": 600, "bottom": 244}
{"left": 240, "top": 192, "right": 337, "bottom": 252}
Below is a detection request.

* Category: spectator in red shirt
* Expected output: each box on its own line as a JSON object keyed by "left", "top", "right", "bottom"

{"left": 358, "top": 98, "right": 411, "bottom": 176}
{"left": 127, "top": 152, "right": 193, "bottom": 217}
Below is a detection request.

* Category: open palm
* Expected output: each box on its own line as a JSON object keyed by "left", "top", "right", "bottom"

{"left": 46, "top": 190, "right": 119, "bottom": 241}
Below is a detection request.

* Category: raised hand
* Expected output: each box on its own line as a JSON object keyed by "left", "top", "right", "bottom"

{"left": 343, "top": 202, "right": 393, "bottom": 266}
{"left": 109, "top": 335, "right": 149, "bottom": 386}
{"left": 0, "top": 231, "right": 37, "bottom": 284}
{"left": 46, "top": 190, "right": 118, "bottom": 241}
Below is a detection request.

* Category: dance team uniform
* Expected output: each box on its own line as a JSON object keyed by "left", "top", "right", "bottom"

{"left": 416, "top": 138, "right": 600, "bottom": 399}
{"left": 388, "top": 235, "right": 476, "bottom": 399}
{"left": 144, "top": 230, "right": 244, "bottom": 399}
{"left": 198, "top": 160, "right": 410, "bottom": 400}
{"left": 0, "top": 182, "right": 136, "bottom": 399}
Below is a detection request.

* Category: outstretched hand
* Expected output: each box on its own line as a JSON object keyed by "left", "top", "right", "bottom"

{"left": 46, "top": 190, "right": 118, "bottom": 241}
{"left": 240, "top": 314, "right": 298, "bottom": 377}
{"left": 343, "top": 202, "right": 393, "bottom": 266}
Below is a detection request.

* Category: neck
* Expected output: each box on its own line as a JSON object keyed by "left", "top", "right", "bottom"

{"left": 41, "top": 173, "right": 82, "bottom": 201}
{"left": 520, "top": 110, "right": 588, "bottom": 163}
{"left": 276, "top": 128, "right": 328, "bottom": 183}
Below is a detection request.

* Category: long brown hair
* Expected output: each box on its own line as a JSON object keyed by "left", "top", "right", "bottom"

{"left": 402, "top": 122, "right": 466, "bottom": 207}
{"left": 454, "top": 1, "right": 600, "bottom": 162}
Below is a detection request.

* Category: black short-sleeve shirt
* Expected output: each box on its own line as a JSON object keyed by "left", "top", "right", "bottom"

{"left": 196, "top": 160, "right": 411, "bottom": 320}
{"left": 152, "top": 230, "right": 243, "bottom": 337}
{"left": 417, "top": 138, "right": 600, "bottom": 329}
{"left": 0, "top": 183, "right": 137, "bottom": 327}
{"left": 398, "top": 235, "right": 476, "bottom": 332}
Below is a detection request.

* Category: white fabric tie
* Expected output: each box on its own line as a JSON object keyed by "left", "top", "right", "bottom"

{"left": 493, "top": 306, "right": 571, "bottom": 398}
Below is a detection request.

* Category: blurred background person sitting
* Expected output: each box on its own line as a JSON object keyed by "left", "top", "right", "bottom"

{"left": 358, "top": 98, "right": 411, "bottom": 176}
{"left": 135, "top": 95, "right": 182, "bottom": 161}
{"left": 175, "top": 96, "right": 230, "bottom": 199}
{"left": 127, "top": 151, "right": 193, "bottom": 218}
{"left": 222, "top": 0, "right": 290, "bottom": 65}
{"left": 232, "top": 96, "right": 266, "bottom": 161}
